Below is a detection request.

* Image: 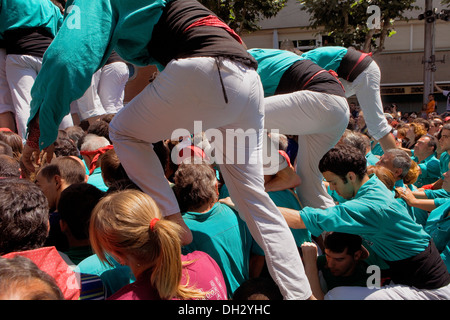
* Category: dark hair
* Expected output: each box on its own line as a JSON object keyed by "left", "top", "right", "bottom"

{"left": 339, "top": 130, "right": 370, "bottom": 155}
{"left": 64, "top": 126, "right": 86, "bottom": 149}
{"left": 424, "top": 134, "right": 438, "bottom": 152}
{"left": 173, "top": 162, "right": 217, "bottom": 212}
{"left": 232, "top": 278, "right": 283, "bottom": 300}
{"left": 99, "top": 149, "right": 130, "bottom": 187}
{"left": 54, "top": 137, "right": 79, "bottom": 157}
{"left": 324, "top": 232, "right": 363, "bottom": 256}
{"left": 87, "top": 120, "right": 111, "bottom": 143}
{"left": 0, "top": 131, "right": 23, "bottom": 160}
{"left": 319, "top": 145, "right": 367, "bottom": 180}
{"left": 0, "top": 178, "right": 49, "bottom": 255}
{"left": 58, "top": 183, "right": 105, "bottom": 240}
{"left": 38, "top": 156, "right": 86, "bottom": 185}
{"left": 0, "top": 140, "right": 13, "bottom": 157}
{"left": 0, "top": 154, "right": 21, "bottom": 178}
{"left": 0, "top": 256, "right": 64, "bottom": 300}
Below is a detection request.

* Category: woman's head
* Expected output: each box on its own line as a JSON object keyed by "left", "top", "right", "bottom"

{"left": 89, "top": 190, "right": 203, "bottom": 299}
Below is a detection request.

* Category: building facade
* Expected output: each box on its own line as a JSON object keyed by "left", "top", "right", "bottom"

{"left": 241, "top": 0, "right": 450, "bottom": 114}
{"left": 123, "top": 1, "right": 449, "bottom": 114}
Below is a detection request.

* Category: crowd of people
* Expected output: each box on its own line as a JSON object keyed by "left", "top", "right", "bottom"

{"left": 0, "top": 0, "right": 449, "bottom": 301}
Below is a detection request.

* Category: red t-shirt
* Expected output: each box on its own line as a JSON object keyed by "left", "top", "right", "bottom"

{"left": 108, "top": 251, "right": 227, "bottom": 300}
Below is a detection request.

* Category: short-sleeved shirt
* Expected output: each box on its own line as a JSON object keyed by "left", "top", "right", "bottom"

{"left": 424, "top": 201, "right": 450, "bottom": 272}
{"left": 182, "top": 202, "right": 254, "bottom": 298}
{"left": 300, "top": 175, "right": 431, "bottom": 262}
{"left": 439, "top": 151, "right": 450, "bottom": 179}
{"left": 412, "top": 153, "right": 441, "bottom": 188}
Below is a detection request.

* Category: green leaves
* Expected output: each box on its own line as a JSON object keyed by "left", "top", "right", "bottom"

{"left": 198, "top": 0, "right": 288, "bottom": 34}
{"left": 299, "top": 0, "right": 417, "bottom": 53}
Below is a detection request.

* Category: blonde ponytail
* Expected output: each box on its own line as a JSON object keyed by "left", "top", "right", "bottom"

{"left": 89, "top": 189, "right": 206, "bottom": 300}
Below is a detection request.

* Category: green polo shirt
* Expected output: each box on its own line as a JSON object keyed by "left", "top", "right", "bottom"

{"left": 298, "top": 46, "right": 348, "bottom": 72}
{"left": 412, "top": 152, "right": 441, "bottom": 187}
{"left": 424, "top": 200, "right": 450, "bottom": 271}
{"left": 29, "top": 0, "right": 170, "bottom": 149}
{"left": 0, "top": 0, "right": 62, "bottom": 40}
{"left": 247, "top": 48, "right": 303, "bottom": 97}
{"left": 182, "top": 202, "right": 254, "bottom": 298}
{"left": 300, "top": 175, "right": 431, "bottom": 262}
{"left": 439, "top": 151, "right": 450, "bottom": 179}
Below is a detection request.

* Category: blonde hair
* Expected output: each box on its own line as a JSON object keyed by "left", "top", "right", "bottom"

{"left": 367, "top": 165, "right": 395, "bottom": 191}
{"left": 89, "top": 190, "right": 205, "bottom": 300}
{"left": 403, "top": 160, "right": 420, "bottom": 185}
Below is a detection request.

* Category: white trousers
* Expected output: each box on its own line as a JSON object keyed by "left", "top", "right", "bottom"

{"left": 264, "top": 90, "right": 350, "bottom": 209}
{"left": 70, "top": 69, "right": 104, "bottom": 121}
{"left": 109, "top": 57, "right": 312, "bottom": 300}
{"left": 6, "top": 54, "right": 73, "bottom": 140}
{"left": 324, "top": 282, "right": 450, "bottom": 300}
{"left": 70, "top": 62, "right": 129, "bottom": 120}
{"left": 340, "top": 61, "right": 391, "bottom": 141}
{"left": 0, "top": 49, "right": 13, "bottom": 113}
{"left": 98, "top": 62, "right": 129, "bottom": 114}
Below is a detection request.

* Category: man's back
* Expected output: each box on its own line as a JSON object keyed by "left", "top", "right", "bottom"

{"left": 182, "top": 202, "right": 254, "bottom": 298}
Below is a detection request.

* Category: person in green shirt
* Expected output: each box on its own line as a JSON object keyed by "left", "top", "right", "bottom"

{"left": 279, "top": 144, "right": 450, "bottom": 300}
{"left": 20, "top": 0, "right": 312, "bottom": 300}
{"left": 0, "top": 0, "right": 73, "bottom": 140}
{"left": 301, "top": 232, "right": 372, "bottom": 300}
{"left": 299, "top": 46, "right": 397, "bottom": 152}
{"left": 411, "top": 134, "right": 441, "bottom": 188}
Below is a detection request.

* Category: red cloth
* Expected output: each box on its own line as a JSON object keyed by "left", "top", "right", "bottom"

{"left": 184, "top": 15, "right": 242, "bottom": 44}
{"left": 3, "top": 247, "right": 81, "bottom": 300}
{"left": 178, "top": 145, "right": 207, "bottom": 164}
{"left": 80, "top": 145, "right": 114, "bottom": 175}
{"left": 279, "top": 150, "right": 293, "bottom": 169}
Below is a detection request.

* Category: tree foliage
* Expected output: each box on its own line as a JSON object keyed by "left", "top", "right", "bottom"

{"left": 198, "top": 0, "right": 287, "bottom": 34}
{"left": 299, "top": 0, "right": 419, "bottom": 53}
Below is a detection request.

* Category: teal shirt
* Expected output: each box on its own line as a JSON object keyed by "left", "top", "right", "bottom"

{"left": 424, "top": 188, "right": 450, "bottom": 199}
{"left": 300, "top": 176, "right": 431, "bottom": 262}
{"left": 0, "top": 0, "right": 63, "bottom": 40}
{"left": 370, "top": 141, "right": 384, "bottom": 157}
{"left": 219, "top": 184, "right": 311, "bottom": 248}
{"left": 87, "top": 167, "right": 108, "bottom": 192}
{"left": 413, "top": 153, "right": 441, "bottom": 187}
{"left": 29, "top": 0, "right": 171, "bottom": 149}
{"left": 365, "top": 151, "right": 380, "bottom": 166}
{"left": 394, "top": 180, "right": 428, "bottom": 227}
{"left": 439, "top": 151, "right": 450, "bottom": 179}
{"left": 182, "top": 202, "right": 254, "bottom": 298}
{"left": 424, "top": 201, "right": 450, "bottom": 272}
{"left": 77, "top": 254, "right": 135, "bottom": 297}
{"left": 298, "top": 46, "right": 348, "bottom": 72}
{"left": 247, "top": 48, "right": 302, "bottom": 97}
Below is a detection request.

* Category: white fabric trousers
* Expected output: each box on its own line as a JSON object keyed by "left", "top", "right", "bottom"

{"left": 70, "top": 69, "right": 105, "bottom": 121}
{"left": 70, "top": 62, "right": 129, "bottom": 120}
{"left": 109, "top": 57, "right": 312, "bottom": 300}
{"left": 6, "top": 54, "right": 73, "bottom": 140}
{"left": 98, "top": 62, "right": 129, "bottom": 114}
{"left": 340, "top": 60, "right": 391, "bottom": 141}
{"left": 264, "top": 90, "right": 350, "bottom": 209}
{"left": 324, "top": 282, "right": 450, "bottom": 300}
